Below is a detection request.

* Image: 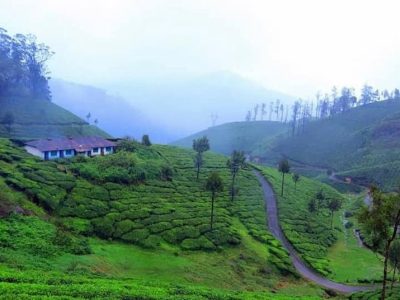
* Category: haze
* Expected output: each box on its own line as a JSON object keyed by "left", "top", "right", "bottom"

{"left": 1, "top": 0, "right": 400, "bottom": 139}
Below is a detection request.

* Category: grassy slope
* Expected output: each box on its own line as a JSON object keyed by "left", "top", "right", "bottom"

{"left": 258, "top": 166, "right": 383, "bottom": 283}
{"left": 174, "top": 100, "right": 400, "bottom": 190}
{"left": 172, "top": 121, "right": 288, "bottom": 159}
{"left": 273, "top": 99, "right": 400, "bottom": 190}
{"left": 0, "top": 97, "right": 109, "bottom": 140}
{"left": 0, "top": 138, "right": 330, "bottom": 299}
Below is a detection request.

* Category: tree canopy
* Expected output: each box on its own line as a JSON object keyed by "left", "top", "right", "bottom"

{"left": 0, "top": 27, "right": 53, "bottom": 100}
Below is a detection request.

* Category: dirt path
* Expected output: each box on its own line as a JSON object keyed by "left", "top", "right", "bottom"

{"left": 254, "top": 170, "right": 375, "bottom": 294}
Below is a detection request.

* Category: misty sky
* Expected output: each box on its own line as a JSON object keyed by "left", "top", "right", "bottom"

{"left": 1, "top": 0, "right": 400, "bottom": 97}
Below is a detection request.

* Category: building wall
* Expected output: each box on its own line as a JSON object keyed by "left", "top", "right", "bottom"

{"left": 24, "top": 146, "right": 45, "bottom": 159}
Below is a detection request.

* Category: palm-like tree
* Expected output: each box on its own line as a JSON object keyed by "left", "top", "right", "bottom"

{"left": 205, "top": 172, "right": 224, "bottom": 230}
{"left": 227, "top": 150, "right": 246, "bottom": 201}
{"left": 278, "top": 159, "right": 290, "bottom": 196}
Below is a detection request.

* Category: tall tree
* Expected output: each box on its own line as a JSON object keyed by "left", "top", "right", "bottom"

{"left": 226, "top": 150, "right": 246, "bottom": 201}
{"left": 269, "top": 101, "right": 274, "bottom": 121}
{"left": 278, "top": 159, "right": 290, "bottom": 196}
{"left": 388, "top": 240, "right": 400, "bottom": 290}
{"left": 292, "top": 173, "right": 300, "bottom": 191}
{"left": 358, "top": 187, "right": 400, "bottom": 300}
{"left": 253, "top": 104, "right": 259, "bottom": 121}
{"left": 205, "top": 172, "right": 224, "bottom": 230}
{"left": 360, "top": 84, "right": 375, "bottom": 106}
{"left": 327, "top": 198, "right": 342, "bottom": 229}
{"left": 315, "top": 190, "right": 325, "bottom": 211}
{"left": 275, "top": 99, "right": 280, "bottom": 120}
{"left": 291, "top": 101, "right": 301, "bottom": 136}
{"left": 261, "top": 103, "right": 266, "bottom": 120}
{"left": 245, "top": 110, "right": 252, "bottom": 122}
{"left": 193, "top": 136, "right": 210, "bottom": 180}
{"left": 142, "top": 134, "right": 151, "bottom": 146}
{"left": 86, "top": 112, "right": 91, "bottom": 124}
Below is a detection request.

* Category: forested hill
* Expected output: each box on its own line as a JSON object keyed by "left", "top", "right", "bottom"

{"left": 273, "top": 99, "right": 400, "bottom": 190}
{"left": 0, "top": 28, "right": 109, "bottom": 140}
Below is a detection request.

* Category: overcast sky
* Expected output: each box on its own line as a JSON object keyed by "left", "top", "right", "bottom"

{"left": 1, "top": 0, "right": 400, "bottom": 97}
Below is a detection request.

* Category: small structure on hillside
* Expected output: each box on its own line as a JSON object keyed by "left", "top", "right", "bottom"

{"left": 24, "top": 136, "right": 115, "bottom": 160}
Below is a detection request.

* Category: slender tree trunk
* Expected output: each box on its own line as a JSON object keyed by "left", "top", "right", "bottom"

{"left": 381, "top": 208, "right": 400, "bottom": 300}
{"left": 231, "top": 172, "right": 236, "bottom": 201}
{"left": 196, "top": 163, "right": 200, "bottom": 180}
{"left": 281, "top": 173, "right": 285, "bottom": 196}
{"left": 331, "top": 211, "right": 334, "bottom": 229}
{"left": 295, "top": 182, "right": 297, "bottom": 192}
{"left": 391, "top": 262, "right": 397, "bottom": 290}
{"left": 210, "top": 192, "right": 215, "bottom": 230}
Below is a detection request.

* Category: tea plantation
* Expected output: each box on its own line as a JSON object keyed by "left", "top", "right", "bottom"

{"left": 0, "top": 138, "right": 331, "bottom": 298}
{"left": 258, "top": 166, "right": 345, "bottom": 276}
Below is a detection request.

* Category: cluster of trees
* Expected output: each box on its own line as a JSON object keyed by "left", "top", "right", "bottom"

{"left": 245, "top": 100, "right": 290, "bottom": 123}
{"left": 192, "top": 136, "right": 247, "bottom": 229}
{"left": 0, "top": 28, "right": 53, "bottom": 100}
{"left": 358, "top": 187, "right": 400, "bottom": 299}
{"left": 245, "top": 85, "right": 400, "bottom": 137}
{"left": 307, "top": 190, "right": 342, "bottom": 229}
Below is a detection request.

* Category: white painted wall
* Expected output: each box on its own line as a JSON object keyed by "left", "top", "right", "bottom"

{"left": 24, "top": 146, "right": 45, "bottom": 159}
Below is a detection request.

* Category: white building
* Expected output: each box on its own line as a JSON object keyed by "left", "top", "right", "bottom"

{"left": 24, "top": 136, "right": 116, "bottom": 160}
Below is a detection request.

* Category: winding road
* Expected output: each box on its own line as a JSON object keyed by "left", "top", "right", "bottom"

{"left": 254, "top": 170, "right": 374, "bottom": 293}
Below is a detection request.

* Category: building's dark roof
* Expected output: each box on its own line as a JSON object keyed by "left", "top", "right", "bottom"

{"left": 25, "top": 136, "right": 115, "bottom": 152}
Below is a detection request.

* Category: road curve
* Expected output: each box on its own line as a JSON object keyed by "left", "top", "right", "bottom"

{"left": 254, "top": 170, "right": 374, "bottom": 294}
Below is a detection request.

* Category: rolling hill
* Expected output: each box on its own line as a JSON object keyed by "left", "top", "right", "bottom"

{"left": 175, "top": 99, "right": 400, "bottom": 191}
{"left": 0, "top": 97, "right": 109, "bottom": 140}
{"left": 172, "top": 121, "right": 288, "bottom": 162}
{"left": 0, "top": 136, "right": 382, "bottom": 298}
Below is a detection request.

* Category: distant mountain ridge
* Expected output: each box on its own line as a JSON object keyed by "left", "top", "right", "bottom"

{"left": 105, "top": 71, "right": 296, "bottom": 139}
{"left": 50, "top": 79, "right": 175, "bottom": 143}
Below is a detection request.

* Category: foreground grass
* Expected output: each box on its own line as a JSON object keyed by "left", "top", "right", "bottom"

{"left": 0, "top": 265, "right": 323, "bottom": 300}
{"left": 326, "top": 195, "right": 383, "bottom": 283}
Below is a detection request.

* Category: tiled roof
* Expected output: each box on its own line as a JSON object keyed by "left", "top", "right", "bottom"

{"left": 25, "top": 136, "right": 115, "bottom": 152}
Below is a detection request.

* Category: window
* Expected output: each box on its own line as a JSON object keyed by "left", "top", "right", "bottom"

{"left": 50, "top": 151, "right": 58, "bottom": 157}
{"left": 105, "top": 147, "right": 112, "bottom": 152}
{"left": 65, "top": 149, "right": 73, "bottom": 156}
{"left": 93, "top": 147, "right": 99, "bottom": 153}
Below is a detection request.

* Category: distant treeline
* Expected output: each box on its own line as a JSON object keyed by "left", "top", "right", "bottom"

{"left": 246, "top": 85, "right": 400, "bottom": 136}
{"left": 0, "top": 27, "right": 53, "bottom": 100}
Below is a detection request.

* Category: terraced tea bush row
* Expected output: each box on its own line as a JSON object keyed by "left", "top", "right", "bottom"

{"left": 0, "top": 139, "right": 291, "bottom": 274}
{"left": 258, "top": 166, "right": 344, "bottom": 276}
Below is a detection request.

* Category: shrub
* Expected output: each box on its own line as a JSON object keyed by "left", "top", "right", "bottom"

{"left": 345, "top": 221, "right": 354, "bottom": 229}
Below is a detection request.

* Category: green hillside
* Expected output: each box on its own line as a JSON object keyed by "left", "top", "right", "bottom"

{"left": 1, "top": 138, "right": 339, "bottom": 299}
{"left": 176, "top": 100, "right": 400, "bottom": 191}
{"left": 172, "top": 121, "right": 288, "bottom": 159}
{"left": 273, "top": 99, "right": 400, "bottom": 190}
{"left": 0, "top": 97, "right": 109, "bottom": 140}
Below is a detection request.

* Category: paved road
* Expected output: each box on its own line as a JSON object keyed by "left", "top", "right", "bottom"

{"left": 254, "top": 170, "right": 374, "bottom": 294}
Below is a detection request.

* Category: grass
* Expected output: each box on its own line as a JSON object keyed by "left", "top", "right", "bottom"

{"left": 0, "top": 97, "right": 109, "bottom": 140}
{"left": 326, "top": 195, "right": 384, "bottom": 283}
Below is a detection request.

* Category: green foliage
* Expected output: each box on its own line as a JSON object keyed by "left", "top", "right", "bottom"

{"left": 260, "top": 166, "right": 343, "bottom": 275}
